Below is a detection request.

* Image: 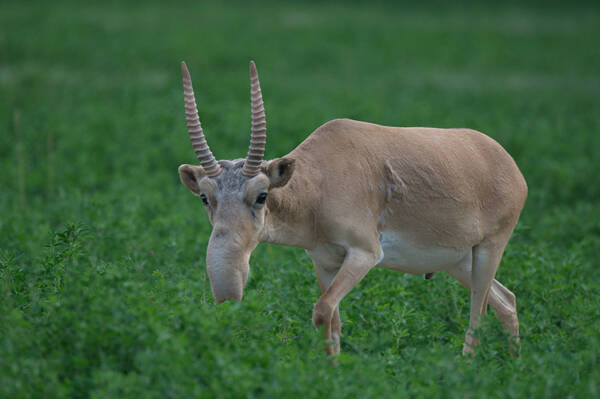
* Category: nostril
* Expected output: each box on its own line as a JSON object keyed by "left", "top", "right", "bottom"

{"left": 213, "top": 229, "right": 228, "bottom": 239}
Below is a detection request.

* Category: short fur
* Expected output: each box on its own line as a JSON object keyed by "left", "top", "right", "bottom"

{"left": 178, "top": 64, "right": 526, "bottom": 357}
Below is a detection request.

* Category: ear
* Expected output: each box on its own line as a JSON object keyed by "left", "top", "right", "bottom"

{"left": 178, "top": 164, "right": 207, "bottom": 195}
{"left": 265, "top": 157, "right": 295, "bottom": 188}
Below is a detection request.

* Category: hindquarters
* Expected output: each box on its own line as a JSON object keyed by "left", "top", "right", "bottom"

{"left": 470, "top": 131, "right": 528, "bottom": 239}
{"left": 378, "top": 126, "right": 527, "bottom": 249}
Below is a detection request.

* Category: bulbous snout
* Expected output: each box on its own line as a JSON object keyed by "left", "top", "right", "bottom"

{"left": 205, "top": 227, "right": 251, "bottom": 303}
{"left": 207, "top": 264, "right": 248, "bottom": 303}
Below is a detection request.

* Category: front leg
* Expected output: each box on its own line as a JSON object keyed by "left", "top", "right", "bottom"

{"left": 311, "top": 259, "right": 342, "bottom": 355}
{"left": 312, "top": 247, "right": 380, "bottom": 355}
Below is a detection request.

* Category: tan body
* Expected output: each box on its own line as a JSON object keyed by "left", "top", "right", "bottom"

{"left": 177, "top": 62, "right": 527, "bottom": 357}
{"left": 264, "top": 118, "right": 526, "bottom": 253}
{"left": 258, "top": 119, "right": 526, "bottom": 355}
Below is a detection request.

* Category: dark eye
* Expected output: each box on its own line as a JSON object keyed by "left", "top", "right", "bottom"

{"left": 200, "top": 194, "right": 209, "bottom": 206}
{"left": 256, "top": 192, "right": 267, "bottom": 205}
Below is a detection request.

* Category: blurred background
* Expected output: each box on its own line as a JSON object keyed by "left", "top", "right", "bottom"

{"left": 1, "top": 1, "right": 599, "bottom": 397}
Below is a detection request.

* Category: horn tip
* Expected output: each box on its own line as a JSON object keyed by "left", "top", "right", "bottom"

{"left": 249, "top": 60, "right": 257, "bottom": 76}
{"left": 181, "top": 61, "right": 190, "bottom": 77}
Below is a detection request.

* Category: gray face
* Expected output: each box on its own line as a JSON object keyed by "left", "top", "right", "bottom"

{"left": 198, "top": 161, "right": 271, "bottom": 302}
{"left": 178, "top": 157, "right": 295, "bottom": 302}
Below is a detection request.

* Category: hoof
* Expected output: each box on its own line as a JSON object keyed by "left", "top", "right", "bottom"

{"left": 462, "top": 343, "right": 475, "bottom": 357}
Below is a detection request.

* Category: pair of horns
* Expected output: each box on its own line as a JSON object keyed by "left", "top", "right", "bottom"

{"left": 181, "top": 61, "right": 266, "bottom": 178}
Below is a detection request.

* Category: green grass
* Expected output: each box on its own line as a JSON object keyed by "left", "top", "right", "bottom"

{"left": 1, "top": 1, "right": 599, "bottom": 398}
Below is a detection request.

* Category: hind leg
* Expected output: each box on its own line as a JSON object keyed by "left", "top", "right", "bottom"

{"left": 446, "top": 240, "right": 519, "bottom": 356}
{"left": 467, "top": 237, "right": 514, "bottom": 355}
{"left": 489, "top": 280, "right": 520, "bottom": 356}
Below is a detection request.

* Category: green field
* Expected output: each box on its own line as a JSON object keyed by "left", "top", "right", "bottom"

{"left": 1, "top": 1, "right": 599, "bottom": 397}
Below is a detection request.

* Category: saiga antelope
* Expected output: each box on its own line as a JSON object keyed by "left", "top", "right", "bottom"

{"left": 177, "top": 61, "right": 527, "bottom": 356}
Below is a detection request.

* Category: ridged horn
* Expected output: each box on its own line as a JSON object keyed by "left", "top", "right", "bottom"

{"left": 241, "top": 60, "right": 266, "bottom": 177}
{"left": 181, "top": 61, "right": 221, "bottom": 178}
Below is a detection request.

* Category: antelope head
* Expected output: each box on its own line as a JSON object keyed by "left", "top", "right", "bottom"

{"left": 178, "top": 61, "right": 295, "bottom": 303}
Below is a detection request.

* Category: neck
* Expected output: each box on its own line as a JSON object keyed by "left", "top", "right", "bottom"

{"left": 260, "top": 161, "right": 318, "bottom": 250}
